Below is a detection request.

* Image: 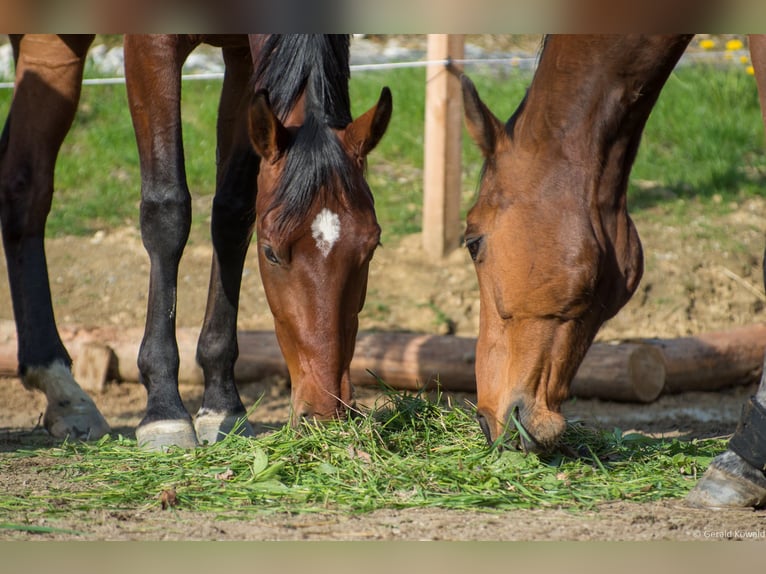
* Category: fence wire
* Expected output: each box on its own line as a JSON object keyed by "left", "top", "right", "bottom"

{"left": 0, "top": 49, "right": 748, "bottom": 91}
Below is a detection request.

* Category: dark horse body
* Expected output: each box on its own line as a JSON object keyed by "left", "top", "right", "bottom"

{"left": 462, "top": 34, "right": 766, "bottom": 508}
{"left": 0, "top": 34, "right": 391, "bottom": 450}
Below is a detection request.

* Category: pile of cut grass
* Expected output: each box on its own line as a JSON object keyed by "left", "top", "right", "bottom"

{"left": 1, "top": 389, "right": 726, "bottom": 519}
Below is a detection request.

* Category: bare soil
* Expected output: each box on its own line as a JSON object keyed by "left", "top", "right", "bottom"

{"left": 2, "top": 195, "right": 766, "bottom": 540}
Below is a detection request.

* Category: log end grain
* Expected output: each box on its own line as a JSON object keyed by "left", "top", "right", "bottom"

{"left": 571, "top": 342, "right": 665, "bottom": 403}
{"left": 627, "top": 344, "right": 666, "bottom": 402}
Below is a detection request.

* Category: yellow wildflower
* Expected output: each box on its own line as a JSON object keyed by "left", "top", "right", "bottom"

{"left": 699, "top": 39, "right": 715, "bottom": 50}
{"left": 741, "top": 55, "right": 749, "bottom": 64}
{"left": 726, "top": 39, "right": 744, "bottom": 51}
{"left": 746, "top": 65, "right": 755, "bottom": 75}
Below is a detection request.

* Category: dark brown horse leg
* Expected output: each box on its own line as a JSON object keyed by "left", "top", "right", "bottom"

{"left": 125, "top": 35, "right": 197, "bottom": 450}
{"left": 686, "top": 34, "right": 766, "bottom": 508}
{"left": 0, "top": 34, "right": 108, "bottom": 440}
{"left": 194, "top": 45, "right": 257, "bottom": 444}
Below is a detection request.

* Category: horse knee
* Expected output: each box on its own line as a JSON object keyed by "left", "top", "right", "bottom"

{"left": 140, "top": 188, "right": 192, "bottom": 257}
{"left": 196, "top": 329, "right": 238, "bottom": 373}
{"left": 0, "top": 162, "right": 51, "bottom": 240}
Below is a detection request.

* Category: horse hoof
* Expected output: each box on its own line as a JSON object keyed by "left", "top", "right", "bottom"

{"left": 135, "top": 419, "right": 199, "bottom": 451}
{"left": 686, "top": 465, "right": 766, "bottom": 509}
{"left": 194, "top": 411, "right": 255, "bottom": 445}
{"left": 24, "top": 361, "right": 110, "bottom": 440}
{"left": 45, "top": 401, "right": 111, "bottom": 441}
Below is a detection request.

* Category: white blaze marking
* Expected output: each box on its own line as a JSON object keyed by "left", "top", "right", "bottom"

{"left": 311, "top": 208, "right": 341, "bottom": 257}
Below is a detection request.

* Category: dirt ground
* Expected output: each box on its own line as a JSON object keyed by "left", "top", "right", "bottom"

{"left": 2, "top": 191, "right": 766, "bottom": 540}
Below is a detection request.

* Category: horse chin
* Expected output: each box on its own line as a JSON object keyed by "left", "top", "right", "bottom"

{"left": 517, "top": 405, "right": 566, "bottom": 454}
{"left": 515, "top": 412, "right": 566, "bottom": 454}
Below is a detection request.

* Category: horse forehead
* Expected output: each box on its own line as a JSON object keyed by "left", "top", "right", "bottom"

{"left": 310, "top": 205, "right": 378, "bottom": 253}
{"left": 472, "top": 156, "right": 537, "bottom": 210}
{"left": 311, "top": 208, "right": 342, "bottom": 256}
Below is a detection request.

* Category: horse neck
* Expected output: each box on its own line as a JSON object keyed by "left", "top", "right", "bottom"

{"left": 515, "top": 35, "right": 693, "bottom": 212}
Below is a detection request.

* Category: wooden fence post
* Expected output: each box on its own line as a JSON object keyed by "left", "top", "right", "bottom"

{"left": 422, "top": 34, "right": 465, "bottom": 258}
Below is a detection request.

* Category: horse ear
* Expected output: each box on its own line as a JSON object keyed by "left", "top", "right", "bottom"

{"left": 248, "top": 89, "right": 289, "bottom": 162}
{"left": 461, "top": 75, "right": 504, "bottom": 158}
{"left": 345, "top": 86, "right": 393, "bottom": 160}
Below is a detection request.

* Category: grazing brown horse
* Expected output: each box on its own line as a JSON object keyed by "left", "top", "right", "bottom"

{"left": 462, "top": 34, "right": 766, "bottom": 508}
{"left": 0, "top": 34, "right": 391, "bottom": 451}
{"left": 126, "top": 34, "right": 390, "bottom": 450}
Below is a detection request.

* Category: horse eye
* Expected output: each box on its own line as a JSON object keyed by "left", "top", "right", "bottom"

{"left": 263, "top": 245, "right": 280, "bottom": 265}
{"left": 465, "top": 236, "right": 484, "bottom": 262}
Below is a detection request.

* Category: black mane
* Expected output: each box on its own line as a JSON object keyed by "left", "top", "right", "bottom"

{"left": 253, "top": 34, "right": 368, "bottom": 237}
{"left": 253, "top": 34, "right": 352, "bottom": 127}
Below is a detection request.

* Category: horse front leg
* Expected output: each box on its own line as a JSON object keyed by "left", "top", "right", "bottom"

{"left": 125, "top": 34, "right": 197, "bottom": 450}
{"left": 0, "top": 34, "right": 108, "bottom": 440}
{"left": 194, "top": 45, "right": 257, "bottom": 444}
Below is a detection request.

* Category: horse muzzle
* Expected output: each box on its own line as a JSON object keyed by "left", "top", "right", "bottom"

{"left": 477, "top": 401, "right": 565, "bottom": 454}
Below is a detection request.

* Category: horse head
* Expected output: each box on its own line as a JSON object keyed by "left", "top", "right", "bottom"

{"left": 460, "top": 35, "right": 690, "bottom": 452}
{"left": 248, "top": 86, "right": 392, "bottom": 423}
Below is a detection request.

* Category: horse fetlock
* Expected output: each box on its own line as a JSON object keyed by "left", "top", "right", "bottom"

{"left": 24, "top": 361, "right": 110, "bottom": 440}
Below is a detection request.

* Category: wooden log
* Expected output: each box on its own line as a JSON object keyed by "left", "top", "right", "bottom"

{"left": 72, "top": 342, "right": 115, "bottom": 392}
{"left": 1, "top": 319, "right": 764, "bottom": 402}
{"left": 569, "top": 342, "right": 665, "bottom": 402}
{"left": 0, "top": 322, "right": 664, "bottom": 401}
{"left": 351, "top": 331, "right": 476, "bottom": 391}
{"left": 0, "top": 320, "right": 16, "bottom": 378}
{"left": 234, "top": 330, "right": 290, "bottom": 382}
{"left": 0, "top": 322, "right": 290, "bottom": 385}
{"left": 644, "top": 323, "right": 766, "bottom": 393}
{"left": 0, "top": 327, "right": 665, "bottom": 401}
{"left": 351, "top": 333, "right": 665, "bottom": 402}
{"left": 85, "top": 326, "right": 202, "bottom": 385}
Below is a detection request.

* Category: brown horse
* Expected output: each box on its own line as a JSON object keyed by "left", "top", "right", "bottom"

{"left": 0, "top": 34, "right": 391, "bottom": 450}
{"left": 126, "top": 34, "right": 390, "bottom": 449}
{"left": 461, "top": 34, "right": 766, "bottom": 508}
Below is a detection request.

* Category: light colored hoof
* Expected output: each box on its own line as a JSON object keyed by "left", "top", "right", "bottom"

{"left": 45, "top": 401, "right": 111, "bottom": 441}
{"left": 194, "top": 411, "right": 255, "bottom": 445}
{"left": 24, "top": 361, "right": 110, "bottom": 441}
{"left": 686, "top": 465, "right": 766, "bottom": 509}
{"left": 135, "top": 420, "right": 199, "bottom": 451}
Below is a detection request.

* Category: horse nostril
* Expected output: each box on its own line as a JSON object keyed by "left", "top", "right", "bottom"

{"left": 477, "top": 413, "right": 493, "bottom": 446}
